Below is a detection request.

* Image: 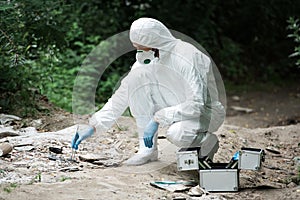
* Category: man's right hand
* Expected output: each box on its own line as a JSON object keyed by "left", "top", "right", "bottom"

{"left": 143, "top": 119, "right": 159, "bottom": 148}
{"left": 71, "top": 126, "right": 95, "bottom": 150}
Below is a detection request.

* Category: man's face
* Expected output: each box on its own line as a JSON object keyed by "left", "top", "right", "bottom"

{"left": 132, "top": 42, "right": 152, "bottom": 51}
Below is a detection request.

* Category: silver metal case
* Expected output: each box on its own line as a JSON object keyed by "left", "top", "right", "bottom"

{"left": 238, "top": 147, "right": 264, "bottom": 170}
{"left": 199, "top": 163, "right": 239, "bottom": 192}
{"left": 176, "top": 147, "right": 199, "bottom": 171}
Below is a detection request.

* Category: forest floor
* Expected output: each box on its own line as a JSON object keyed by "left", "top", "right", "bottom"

{"left": 0, "top": 82, "right": 299, "bottom": 200}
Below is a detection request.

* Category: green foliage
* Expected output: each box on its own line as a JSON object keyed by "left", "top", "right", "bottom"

{"left": 1, "top": 0, "right": 135, "bottom": 114}
{"left": 59, "top": 175, "right": 71, "bottom": 182}
{"left": 3, "top": 183, "right": 18, "bottom": 193}
{"left": 1, "top": 0, "right": 300, "bottom": 115}
{"left": 30, "top": 22, "right": 91, "bottom": 112}
{"left": 217, "top": 37, "right": 246, "bottom": 81}
{"left": 0, "top": 0, "right": 72, "bottom": 115}
{"left": 287, "top": 17, "right": 300, "bottom": 66}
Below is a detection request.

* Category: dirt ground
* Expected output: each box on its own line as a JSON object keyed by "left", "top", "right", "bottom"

{"left": 0, "top": 83, "right": 299, "bottom": 200}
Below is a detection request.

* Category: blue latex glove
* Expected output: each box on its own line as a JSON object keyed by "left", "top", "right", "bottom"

{"left": 232, "top": 151, "right": 239, "bottom": 160}
{"left": 71, "top": 126, "right": 94, "bottom": 150}
{"left": 143, "top": 119, "right": 159, "bottom": 148}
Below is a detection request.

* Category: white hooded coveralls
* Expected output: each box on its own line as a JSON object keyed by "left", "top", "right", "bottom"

{"left": 90, "top": 18, "right": 225, "bottom": 149}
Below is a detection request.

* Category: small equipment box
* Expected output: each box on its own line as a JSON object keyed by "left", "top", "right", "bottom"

{"left": 238, "top": 147, "right": 265, "bottom": 170}
{"left": 176, "top": 147, "right": 200, "bottom": 171}
{"left": 199, "top": 163, "right": 239, "bottom": 192}
{"left": 177, "top": 146, "right": 265, "bottom": 192}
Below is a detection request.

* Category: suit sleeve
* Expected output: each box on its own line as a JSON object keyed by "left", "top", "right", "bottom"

{"left": 154, "top": 52, "right": 210, "bottom": 125}
{"left": 89, "top": 77, "right": 129, "bottom": 133}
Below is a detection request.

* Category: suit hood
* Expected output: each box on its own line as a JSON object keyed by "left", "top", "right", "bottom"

{"left": 129, "top": 18, "right": 178, "bottom": 50}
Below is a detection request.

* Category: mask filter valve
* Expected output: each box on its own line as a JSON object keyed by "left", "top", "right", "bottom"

{"left": 136, "top": 50, "right": 155, "bottom": 65}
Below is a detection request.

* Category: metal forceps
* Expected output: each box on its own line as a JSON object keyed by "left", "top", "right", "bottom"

{"left": 70, "top": 125, "right": 79, "bottom": 161}
{"left": 70, "top": 149, "right": 76, "bottom": 161}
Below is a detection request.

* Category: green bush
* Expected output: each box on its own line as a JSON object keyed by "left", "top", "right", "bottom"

{"left": 1, "top": 0, "right": 300, "bottom": 115}
{"left": 0, "top": 0, "right": 71, "bottom": 115}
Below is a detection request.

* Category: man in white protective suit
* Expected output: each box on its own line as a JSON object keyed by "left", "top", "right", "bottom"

{"left": 71, "top": 17, "right": 226, "bottom": 166}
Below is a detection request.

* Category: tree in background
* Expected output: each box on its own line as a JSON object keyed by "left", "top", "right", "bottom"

{"left": 0, "top": 0, "right": 71, "bottom": 115}
{"left": 1, "top": 0, "right": 299, "bottom": 115}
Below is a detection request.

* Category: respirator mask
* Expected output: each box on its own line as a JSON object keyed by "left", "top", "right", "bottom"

{"left": 136, "top": 50, "right": 156, "bottom": 64}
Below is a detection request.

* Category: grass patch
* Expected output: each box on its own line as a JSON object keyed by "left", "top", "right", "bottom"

{"left": 3, "top": 183, "right": 18, "bottom": 193}
{"left": 60, "top": 176, "right": 72, "bottom": 182}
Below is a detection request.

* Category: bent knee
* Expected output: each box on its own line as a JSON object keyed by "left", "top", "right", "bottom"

{"left": 166, "top": 122, "right": 197, "bottom": 148}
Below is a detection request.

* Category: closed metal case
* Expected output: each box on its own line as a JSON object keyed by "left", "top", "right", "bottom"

{"left": 176, "top": 147, "right": 200, "bottom": 171}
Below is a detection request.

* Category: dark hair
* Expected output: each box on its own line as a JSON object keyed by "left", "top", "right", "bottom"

{"left": 152, "top": 48, "right": 159, "bottom": 58}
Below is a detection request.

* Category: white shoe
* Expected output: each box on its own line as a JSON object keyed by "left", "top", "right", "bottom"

{"left": 123, "top": 149, "right": 158, "bottom": 166}
{"left": 123, "top": 133, "right": 158, "bottom": 166}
